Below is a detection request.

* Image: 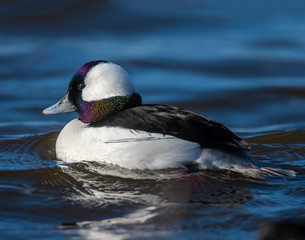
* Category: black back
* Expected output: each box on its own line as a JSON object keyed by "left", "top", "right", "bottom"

{"left": 90, "top": 104, "right": 250, "bottom": 150}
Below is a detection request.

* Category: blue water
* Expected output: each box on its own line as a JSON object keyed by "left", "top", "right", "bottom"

{"left": 1, "top": 1, "right": 305, "bottom": 239}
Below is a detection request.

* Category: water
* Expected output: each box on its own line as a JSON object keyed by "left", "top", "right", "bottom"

{"left": 1, "top": 1, "right": 305, "bottom": 239}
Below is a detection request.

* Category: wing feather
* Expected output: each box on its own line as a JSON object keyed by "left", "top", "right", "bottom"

{"left": 90, "top": 104, "right": 250, "bottom": 150}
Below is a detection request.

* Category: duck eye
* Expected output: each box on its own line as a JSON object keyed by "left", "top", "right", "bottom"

{"left": 77, "top": 82, "right": 85, "bottom": 91}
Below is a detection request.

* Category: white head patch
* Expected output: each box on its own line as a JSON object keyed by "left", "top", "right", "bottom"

{"left": 82, "top": 62, "right": 135, "bottom": 101}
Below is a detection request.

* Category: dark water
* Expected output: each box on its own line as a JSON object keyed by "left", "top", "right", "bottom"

{"left": 1, "top": 1, "right": 305, "bottom": 239}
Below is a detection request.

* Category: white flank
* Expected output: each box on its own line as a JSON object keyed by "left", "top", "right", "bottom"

{"left": 56, "top": 119, "right": 202, "bottom": 170}
{"left": 56, "top": 119, "right": 296, "bottom": 178}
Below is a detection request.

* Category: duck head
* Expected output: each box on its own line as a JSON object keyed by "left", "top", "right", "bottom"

{"left": 43, "top": 60, "right": 142, "bottom": 124}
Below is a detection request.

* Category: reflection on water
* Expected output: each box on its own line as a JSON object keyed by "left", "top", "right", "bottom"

{"left": 1, "top": 127, "right": 304, "bottom": 239}
{"left": 1, "top": 0, "right": 305, "bottom": 239}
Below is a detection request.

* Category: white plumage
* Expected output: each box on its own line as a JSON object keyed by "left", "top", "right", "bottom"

{"left": 56, "top": 119, "right": 202, "bottom": 170}
{"left": 82, "top": 63, "right": 135, "bottom": 101}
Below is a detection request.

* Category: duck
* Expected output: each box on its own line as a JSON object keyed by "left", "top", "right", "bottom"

{"left": 43, "top": 60, "right": 295, "bottom": 178}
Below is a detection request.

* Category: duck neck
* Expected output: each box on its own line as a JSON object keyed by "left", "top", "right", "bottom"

{"left": 78, "top": 93, "right": 142, "bottom": 124}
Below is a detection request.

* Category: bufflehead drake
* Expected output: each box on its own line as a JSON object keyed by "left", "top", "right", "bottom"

{"left": 43, "top": 60, "right": 294, "bottom": 178}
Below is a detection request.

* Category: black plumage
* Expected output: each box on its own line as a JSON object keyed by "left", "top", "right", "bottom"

{"left": 90, "top": 104, "right": 250, "bottom": 150}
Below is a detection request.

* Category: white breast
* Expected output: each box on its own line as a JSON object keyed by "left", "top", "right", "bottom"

{"left": 55, "top": 119, "right": 202, "bottom": 170}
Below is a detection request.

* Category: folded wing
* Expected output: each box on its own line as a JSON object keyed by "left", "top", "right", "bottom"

{"left": 90, "top": 104, "right": 250, "bottom": 151}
